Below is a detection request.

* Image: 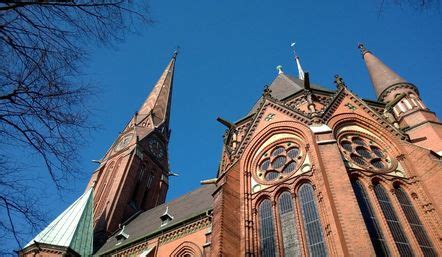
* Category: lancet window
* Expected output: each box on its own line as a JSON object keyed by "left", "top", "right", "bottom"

{"left": 337, "top": 129, "right": 435, "bottom": 256}
{"left": 373, "top": 183, "right": 413, "bottom": 256}
{"left": 257, "top": 184, "right": 327, "bottom": 257}
{"left": 395, "top": 186, "right": 436, "bottom": 256}
{"left": 351, "top": 180, "right": 389, "bottom": 256}
{"left": 299, "top": 184, "right": 327, "bottom": 257}
{"left": 259, "top": 199, "right": 277, "bottom": 257}
{"left": 278, "top": 191, "right": 301, "bottom": 256}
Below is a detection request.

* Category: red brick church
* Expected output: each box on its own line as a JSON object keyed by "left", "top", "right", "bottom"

{"left": 20, "top": 44, "right": 442, "bottom": 256}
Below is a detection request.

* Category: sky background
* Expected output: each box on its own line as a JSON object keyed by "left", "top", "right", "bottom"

{"left": 11, "top": 0, "right": 441, "bottom": 252}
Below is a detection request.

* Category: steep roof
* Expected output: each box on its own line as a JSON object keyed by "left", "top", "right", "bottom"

{"left": 96, "top": 184, "right": 216, "bottom": 255}
{"left": 24, "top": 188, "right": 94, "bottom": 256}
{"left": 247, "top": 73, "right": 330, "bottom": 116}
{"left": 358, "top": 44, "right": 408, "bottom": 100}
{"left": 137, "top": 51, "right": 177, "bottom": 130}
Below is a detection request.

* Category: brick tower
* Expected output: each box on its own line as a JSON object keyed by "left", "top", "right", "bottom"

{"left": 88, "top": 52, "right": 177, "bottom": 247}
{"left": 359, "top": 44, "right": 442, "bottom": 154}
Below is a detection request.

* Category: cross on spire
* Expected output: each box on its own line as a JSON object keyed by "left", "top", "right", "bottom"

{"left": 291, "top": 42, "right": 305, "bottom": 80}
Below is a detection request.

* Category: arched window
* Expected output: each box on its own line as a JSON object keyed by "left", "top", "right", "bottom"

{"left": 395, "top": 187, "right": 436, "bottom": 256}
{"left": 373, "top": 184, "right": 413, "bottom": 256}
{"left": 278, "top": 191, "right": 301, "bottom": 257}
{"left": 170, "top": 241, "right": 202, "bottom": 257}
{"left": 259, "top": 199, "right": 277, "bottom": 257}
{"left": 351, "top": 180, "right": 389, "bottom": 256}
{"left": 298, "top": 184, "right": 327, "bottom": 257}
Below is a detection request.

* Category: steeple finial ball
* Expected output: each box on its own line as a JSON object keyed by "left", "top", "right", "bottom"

{"left": 357, "top": 43, "right": 370, "bottom": 57}
{"left": 276, "top": 65, "right": 284, "bottom": 74}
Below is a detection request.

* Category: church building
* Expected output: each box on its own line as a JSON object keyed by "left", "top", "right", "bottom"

{"left": 20, "top": 44, "right": 442, "bottom": 256}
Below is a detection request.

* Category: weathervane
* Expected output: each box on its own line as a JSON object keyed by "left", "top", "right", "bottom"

{"left": 291, "top": 42, "right": 305, "bottom": 80}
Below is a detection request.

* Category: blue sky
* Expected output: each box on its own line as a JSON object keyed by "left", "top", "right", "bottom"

{"left": 14, "top": 0, "right": 441, "bottom": 251}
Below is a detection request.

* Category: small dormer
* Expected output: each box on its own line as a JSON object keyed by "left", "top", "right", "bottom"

{"left": 160, "top": 206, "right": 174, "bottom": 227}
{"left": 115, "top": 225, "right": 129, "bottom": 245}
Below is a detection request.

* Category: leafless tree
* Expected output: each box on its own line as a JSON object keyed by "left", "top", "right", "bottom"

{"left": 379, "top": 0, "right": 440, "bottom": 13}
{"left": 0, "top": 1, "right": 150, "bottom": 254}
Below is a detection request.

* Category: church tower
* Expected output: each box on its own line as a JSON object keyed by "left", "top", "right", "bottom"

{"left": 359, "top": 44, "right": 442, "bottom": 154}
{"left": 210, "top": 45, "right": 441, "bottom": 256}
{"left": 88, "top": 52, "right": 177, "bottom": 246}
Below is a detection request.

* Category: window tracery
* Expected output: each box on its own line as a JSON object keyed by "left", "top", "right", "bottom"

{"left": 338, "top": 134, "right": 395, "bottom": 173}
{"left": 256, "top": 141, "right": 306, "bottom": 183}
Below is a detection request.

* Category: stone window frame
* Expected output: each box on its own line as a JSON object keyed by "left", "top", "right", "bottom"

{"left": 255, "top": 181, "right": 328, "bottom": 257}
{"left": 252, "top": 137, "right": 308, "bottom": 185}
{"left": 337, "top": 130, "right": 398, "bottom": 174}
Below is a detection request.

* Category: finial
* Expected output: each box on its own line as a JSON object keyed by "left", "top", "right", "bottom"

{"left": 291, "top": 42, "right": 305, "bottom": 80}
{"left": 334, "top": 74, "right": 346, "bottom": 88}
{"left": 173, "top": 46, "right": 180, "bottom": 58}
{"left": 357, "top": 43, "right": 370, "bottom": 57}
{"left": 263, "top": 85, "right": 272, "bottom": 97}
{"left": 276, "top": 65, "right": 284, "bottom": 74}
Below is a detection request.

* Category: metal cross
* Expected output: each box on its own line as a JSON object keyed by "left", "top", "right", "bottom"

{"left": 345, "top": 103, "right": 357, "bottom": 111}
{"left": 265, "top": 113, "right": 276, "bottom": 121}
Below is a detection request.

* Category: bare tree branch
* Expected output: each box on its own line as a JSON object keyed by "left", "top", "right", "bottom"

{"left": 0, "top": 0, "right": 151, "bottom": 253}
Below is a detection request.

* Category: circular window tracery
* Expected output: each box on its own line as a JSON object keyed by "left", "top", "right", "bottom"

{"left": 338, "top": 134, "right": 394, "bottom": 172}
{"left": 256, "top": 141, "right": 305, "bottom": 183}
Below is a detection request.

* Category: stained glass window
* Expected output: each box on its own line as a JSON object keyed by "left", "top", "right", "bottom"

{"left": 299, "top": 184, "right": 327, "bottom": 257}
{"left": 351, "top": 180, "right": 389, "bottom": 256}
{"left": 287, "top": 147, "right": 300, "bottom": 159}
{"left": 257, "top": 142, "right": 304, "bottom": 182}
{"left": 278, "top": 192, "right": 301, "bottom": 257}
{"left": 395, "top": 187, "right": 436, "bottom": 256}
{"left": 339, "top": 135, "right": 390, "bottom": 172}
{"left": 374, "top": 184, "right": 413, "bottom": 256}
{"left": 272, "top": 156, "right": 287, "bottom": 169}
{"left": 282, "top": 161, "right": 296, "bottom": 174}
{"left": 265, "top": 171, "right": 279, "bottom": 181}
{"left": 259, "top": 199, "right": 277, "bottom": 257}
{"left": 341, "top": 140, "right": 352, "bottom": 152}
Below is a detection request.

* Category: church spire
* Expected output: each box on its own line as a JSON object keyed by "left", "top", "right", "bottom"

{"left": 358, "top": 43, "right": 409, "bottom": 101}
{"left": 291, "top": 42, "right": 305, "bottom": 80}
{"left": 137, "top": 51, "right": 177, "bottom": 132}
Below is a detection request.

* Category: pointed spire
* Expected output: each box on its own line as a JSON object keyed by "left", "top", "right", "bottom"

{"left": 291, "top": 42, "right": 305, "bottom": 80}
{"left": 358, "top": 43, "right": 409, "bottom": 100}
{"left": 138, "top": 51, "right": 177, "bottom": 130}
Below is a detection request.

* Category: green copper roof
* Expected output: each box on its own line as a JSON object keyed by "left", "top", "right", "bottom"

{"left": 25, "top": 187, "right": 94, "bottom": 256}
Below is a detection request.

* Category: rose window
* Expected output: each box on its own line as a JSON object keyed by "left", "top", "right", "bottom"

{"left": 338, "top": 135, "right": 393, "bottom": 172}
{"left": 257, "top": 142, "right": 305, "bottom": 182}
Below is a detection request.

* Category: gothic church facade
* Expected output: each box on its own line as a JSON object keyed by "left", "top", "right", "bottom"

{"left": 21, "top": 44, "right": 442, "bottom": 256}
